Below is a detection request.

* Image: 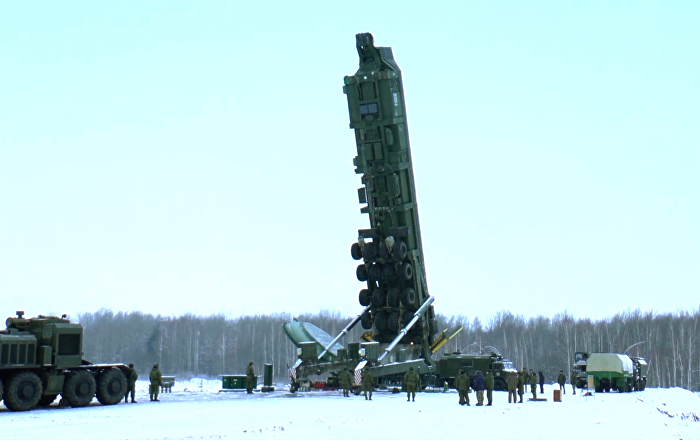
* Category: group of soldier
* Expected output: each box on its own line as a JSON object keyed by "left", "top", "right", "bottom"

{"left": 123, "top": 363, "right": 165, "bottom": 403}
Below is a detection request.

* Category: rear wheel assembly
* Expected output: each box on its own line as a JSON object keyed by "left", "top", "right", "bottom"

{"left": 360, "top": 310, "right": 372, "bottom": 329}
{"left": 63, "top": 370, "right": 96, "bottom": 407}
{"left": 356, "top": 264, "right": 368, "bottom": 282}
{"left": 401, "top": 288, "right": 417, "bottom": 309}
{"left": 387, "top": 288, "right": 400, "bottom": 307}
{"left": 371, "top": 288, "right": 386, "bottom": 307}
{"left": 399, "top": 262, "right": 413, "bottom": 280}
{"left": 374, "top": 311, "right": 387, "bottom": 332}
{"left": 96, "top": 368, "right": 127, "bottom": 405}
{"left": 387, "top": 312, "right": 400, "bottom": 333}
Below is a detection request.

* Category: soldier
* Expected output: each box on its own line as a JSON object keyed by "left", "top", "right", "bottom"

{"left": 523, "top": 368, "right": 530, "bottom": 393}
{"left": 403, "top": 366, "right": 418, "bottom": 402}
{"left": 361, "top": 368, "right": 373, "bottom": 400}
{"left": 529, "top": 369, "right": 538, "bottom": 399}
{"left": 149, "top": 363, "right": 162, "bottom": 401}
{"left": 473, "top": 370, "right": 486, "bottom": 406}
{"left": 557, "top": 370, "right": 566, "bottom": 394}
{"left": 485, "top": 370, "right": 494, "bottom": 406}
{"left": 246, "top": 362, "right": 255, "bottom": 394}
{"left": 455, "top": 370, "right": 470, "bottom": 406}
{"left": 339, "top": 367, "right": 352, "bottom": 397}
{"left": 506, "top": 371, "right": 518, "bottom": 404}
{"left": 570, "top": 370, "right": 577, "bottom": 395}
{"left": 517, "top": 369, "right": 525, "bottom": 403}
{"left": 125, "top": 363, "right": 138, "bottom": 403}
{"left": 538, "top": 371, "right": 545, "bottom": 394}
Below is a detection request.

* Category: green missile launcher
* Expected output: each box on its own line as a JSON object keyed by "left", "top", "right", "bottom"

{"left": 344, "top": 33, "right": 437, "bottom": 348}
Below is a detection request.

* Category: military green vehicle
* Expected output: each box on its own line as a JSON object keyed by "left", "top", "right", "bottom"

{"left": 435, "top": 351, "right": 517, "bottom": 391}
{"left": 285, "top": 34, "right": 518, "bottom": 392}
{"left": 572, "top": 352, "right": 647, "bottom": 392}
{"left": 0, "top": 311, "right": 130, "bottom": 411}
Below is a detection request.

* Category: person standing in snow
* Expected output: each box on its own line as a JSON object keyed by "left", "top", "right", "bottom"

{"left": 246, "top": 362, "right": 256, "bottom": 394}
{"left": 455, "top": 370, "right": 470, "bottom": 406}
{"left": 507, "top": 371, "right": 518, "bottom": 403}
{"left": 149, "top": 363, "right": 162, "bottom": 401}
{"left": 522, "top": 368, "right": 530, "bottom": 393}
{"left": 125, "top": 363, "right": 138, "bottom": 403}
{"left": 485, "top": 370, "right": 494, "bottom": 406}
{"left": 361, "top": 369, "right": 373, "bottom": 400}
{"left": 529, "top": 369, "right": 538, "bottom": 399}
{"left": 538, "top": 371, "right": 545, "bottom": 394}
{"left": 473, "top": 370, "right": 486, "bottom": 406}
{"left": 339, "top": 367, "right": 352, "bottom": 397}
{"left": 403, "top": 366, "right": 418, "bottom": 402}
{"left": 517, "top": 370, "right": 525, "bottom": 403}
{"left": 570, "top": 370, "right": 577, "bottom": 395}
{"left": 557, "top": 370, "right": 566, "bottom": 394}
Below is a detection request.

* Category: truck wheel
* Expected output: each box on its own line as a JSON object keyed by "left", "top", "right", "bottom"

{"left": 374, "top": 311, "right": 387, "bottom": 332}
{"left": 368, "top": 264, "right": 383, "bottom": 282}
{"left": 401, "top": 288, "right": 417, "bottom": 309}
{"left": 360, "top": 310, "right": 372, "bottom": 329}
{"left": 399, "top": 262, "right": 413, "bottom": 280}
{"left": 379, "top": 240, "right": 389, "bottom": 260}
{"left": 351, "top": 242, "right": 363, "bottom": 260}
{"left": 387, "top": 312, "right": 400, "bottom": 333}
{"left": 363, "top": 242, "right": 377, "bottom": 261}
{"left": 37, "top": 394, "right": 58, "bottom": 406}
{"left": 494, "top": 378, "right": 507, "bottom": 391}
{"left": 5, "top": 371, "right": 43, "bottom": 411}
{"left": 387, "top": 288, "right": 400, "bottom": 307}
{"left": 383, "top": 264, "right": 397, "bottom": 281}
{"left": 63, "top": 370, "right": 96, "bottom": 407}
{"left": 371, "top": 288, "right": 386, "bottom": 307}
{"left": 96, "top": 368, "right": 127, "bottom": 405}
{"left": 393, "top": 240, "right": 408, "bottom": 261}
{"left": 356, "top": 264, "right": 368, "bottom": 282}
{"left": 359, "top": 289, "right": 371, "bottom": 306}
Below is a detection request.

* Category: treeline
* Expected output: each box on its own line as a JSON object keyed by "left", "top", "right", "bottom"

{"left": 76, "top": 307, "right": 700, "bottom": 391}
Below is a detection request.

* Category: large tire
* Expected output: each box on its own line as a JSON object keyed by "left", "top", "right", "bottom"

{"left": 63, "top": 370, "right": 96, "bottom": 407}
{"left": 383, "top": 264, "right": 397, "bottom": 281}
{"left": 387, "top": 288, "right": 400, "bottom": 307}
{"left": 356, "top": 264, "right": 368, "bottom": 282}
{"left": 368, "top": 263, "right": 383, "bottom": 282}
{"left": 4, "top": 372, "right": 43, "bottom": 411}
{"left": 399, "top": 262, "right": 413, "bottom": 281}
{"left": 359, "top": 289, "right": 371, "bottom": 306}
{"left": 374, "top": 311, "right": 387, "bottom": 332}
{"left": 96, "top": 368, "right": 127, "bottom": 405}
{"left": 401, "top": 288, "right": 417, "bottom": 309}
{"left": 393, "top": 240, "right": 408, "bottom": 261}
{"left": 360, "top": 310, "right": 372, "bottom": 329}
{"left": 387, "top": 312, "right": 400, "bottom": 333}
{"left": 363, "top": 242, "right": 377, "bottom": 261}
{"left": 37, "top": 394, "right": 58, "bottom": 407}
{"left": 371, "top": 288, "right": 386, "bottom": 307}
{"left": 379, "top": 240, "right": 389, "bottom": 260}
{"left": 351, "top": 242, "right": 363, "bottom": 260}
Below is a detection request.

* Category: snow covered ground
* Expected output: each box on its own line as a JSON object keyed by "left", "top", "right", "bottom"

{"left": 2, "top": 379, "right": 698, "bottom": 440}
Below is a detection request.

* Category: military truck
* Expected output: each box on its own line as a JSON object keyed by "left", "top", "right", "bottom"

{"left": 586, "top": 353, "right": 648, "bottom": 392}
{"left": 435, "top": 351, "right": 517, "bottom": 391}
{"left": 0, "top": 311, "right": 130, "bottom": 411}
{"left": 572, "top": 351, "right": 589, "bottom": 388}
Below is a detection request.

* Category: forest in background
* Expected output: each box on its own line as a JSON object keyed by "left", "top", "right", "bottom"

{"left": 76, "top": 307, "right": 700, "bottom": 391}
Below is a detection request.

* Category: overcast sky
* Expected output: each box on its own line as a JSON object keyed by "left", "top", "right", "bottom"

{"left": 1, "top": 1, "right": 698, "bottom": 323}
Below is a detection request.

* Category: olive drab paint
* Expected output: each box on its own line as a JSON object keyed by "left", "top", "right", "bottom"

{"left": 344, "top": 33, "right": 437, "bottom": 354}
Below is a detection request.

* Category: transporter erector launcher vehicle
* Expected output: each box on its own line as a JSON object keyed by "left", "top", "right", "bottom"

{"left": 285, "top": 33, "right": 493, "bottom": 391}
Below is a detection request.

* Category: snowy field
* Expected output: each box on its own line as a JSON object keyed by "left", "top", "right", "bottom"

{"left": 2, "top": 379, "right": 698, "bottom": 440}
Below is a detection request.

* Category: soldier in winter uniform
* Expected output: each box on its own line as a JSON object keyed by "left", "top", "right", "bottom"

{"left": 485, "top": 370, "right": 495, "bottom": 406}
{"left": 517, "top": 370, "right": 525, "bottom": 403}
{"left": 473, "top": 370, "right": 486, "bottom": 406}
{"left": 523, "top": 368, "right": 530, "bottom": 393}
{"left": 361, "top": 369, "right": 373, "bottom": 400}
{"left": 557, "top": 370, "right": 567, "bottom": 394}
{"left": 125, "top": 363, "right": 138, "bottom": 403}
{"left": 570, "top": 370, "right": 577, "bottom": 395}
{"left": 339, "top": 367, "right": 352, "bottom": 397}
{"left": 246, "top": 362, "right": 255, "bottom": 394}
{"left": 403, "top": 366, "right": 418, "bottom": 402}
{"left": 507, "top": 371, "right": 518, "bottom": 403}
{"left": 538, "top": 371, "right": 545, "bottom": 394}
{"left": 455, "top": 370, "right": 470, "bottom": 406}
{"left": 149, "top": 363, "right": 162, "bottom": 401}
{"left": 529, "top": 369, "right": 538, "bottom": 399}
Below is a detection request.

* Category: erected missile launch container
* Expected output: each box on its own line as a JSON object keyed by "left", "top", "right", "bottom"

{"left": 344, "top": 33, "right": 437, "bottom": 352}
